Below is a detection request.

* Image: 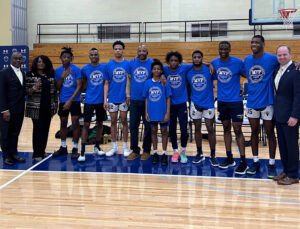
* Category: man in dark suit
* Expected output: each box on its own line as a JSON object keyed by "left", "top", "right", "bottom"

{"left": 273, "top": 45, "right": 300, "bottom": 185}
{"left": 0, "top": 52, "right": 26, "bottom": 166}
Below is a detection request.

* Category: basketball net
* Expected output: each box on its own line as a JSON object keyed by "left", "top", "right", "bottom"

{"left": 278, "top": 8, "right": 298, "bottom": 29}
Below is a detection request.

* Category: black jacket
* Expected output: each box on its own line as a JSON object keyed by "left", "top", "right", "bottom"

{"left": 0, "top": 66, "right": 26, "bottom": 114}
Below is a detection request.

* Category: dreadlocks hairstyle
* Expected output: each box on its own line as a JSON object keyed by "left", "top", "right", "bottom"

{"left": 60, "top": 46, "right": 74, "bottom": 58}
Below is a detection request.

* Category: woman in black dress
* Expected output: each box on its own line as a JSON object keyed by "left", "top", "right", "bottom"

{"left": 25, "top": 55, "right": 58, "bottom": 161}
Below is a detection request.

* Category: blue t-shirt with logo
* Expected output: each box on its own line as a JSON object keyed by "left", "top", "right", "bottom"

{"left": 244, "top": 53, "right": 278, "bottom": 109}
{"left": 104, "top": 59, "right": 130, "bottom": 103}
{"left": 163, "top": 64, "right": 193, "bottom": 105}
{"left": 211, "top": 57, "right": 246, "bottom": 102}
{"left": 55, "top": 64, "right": 82, "bottom": 103}
{"left": 143, "top": 79, "right": 172, "bottom": 122}
{"left": 186, "top": 65, "right": 215, "bottom": 109}
{"left": 129, "top": 58, "right": 153, "bottom": 101}
{"left": 81, "top": 63, "right": 106, "bottom": 104}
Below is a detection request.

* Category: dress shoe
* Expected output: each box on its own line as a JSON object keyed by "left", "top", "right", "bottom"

{"left": 33, "top": 157, "right": 43, "bottom": 162}
{"left": 273, "top": 172, "right": 286, "bottom": 181}
{"left": 12, "top": 155, "right": 26, "bottom": 163}
{"left": 277, "top": 176, "right": 299, "bottom": 185}
{"left": 4, "top": 158, "right": 14, "bottom": 166}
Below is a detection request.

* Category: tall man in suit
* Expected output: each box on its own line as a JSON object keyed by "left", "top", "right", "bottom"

{"left": 273, "top": 45, "right": 300, "bottom": 185}
{"left": 0, "top": 52, "right": 26, "bottom": 166}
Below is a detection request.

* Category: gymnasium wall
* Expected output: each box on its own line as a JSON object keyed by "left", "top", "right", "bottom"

{"left": 0, "top": 0, "right": 12, "bottom": 45}
{"left": 27, "top": 0, "right": 251, "bottom": 48}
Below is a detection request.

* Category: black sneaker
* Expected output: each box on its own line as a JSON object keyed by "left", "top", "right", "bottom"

{"left": 267, "top": 164, "right": 277, "bottom": 179}
{"left": 192, "top": 152, "right": 205, "bottom": 164}
{"left": 152, "top": 153, "right": 159, "bottom": 164}
{"left": 235, "top": 161, "right": 248, "bottom": 175}
{"left": 218, "top": 157, "right": 236, "bottom": 169}
{"left": 161, "top": 154, "right": 168, "bottom": 166}
{"left": 209, "top": 157, "right": 219, "bottom": 167}
{"left": 71, "top": 148, "right": 79, "bottom": 159}
{"left": 246, "top": 162, "right": 260, "bottom": 175}
{"left": 53, "top": 146, "right": 68, "bottom": 157}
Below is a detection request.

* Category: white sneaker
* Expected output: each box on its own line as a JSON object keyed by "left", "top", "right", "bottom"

{"left": 106, "top": 148, "right": 118, "bottom": 157}
{"left": 123, "top": 148, "right": 131, "bottom": 157}
{"left": 78, "top": 155, "right": 86, "bottom": 162}
{"left": 94, "top": 146, "right": 105, "bottom": 156}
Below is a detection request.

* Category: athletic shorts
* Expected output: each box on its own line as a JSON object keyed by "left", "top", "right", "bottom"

{"left": 149, "top": 121, "right": 169, "bottom": 128}
{"left": 246, "top": 105, "right": 273, "bottom": 121}
{"left": 190, "top": 101, "right": 215, "bottom": 120}
{"left": 83, "top": 103, "right": 107, "bottom": 123}
{"left": 108, "top": 102, "right": 129, "bottom": 113}
{"left": 217, "top": 101, "right": 244, "bottom": 122}
{"left": 58, "top": 101, "right": 81, "bottom": 117}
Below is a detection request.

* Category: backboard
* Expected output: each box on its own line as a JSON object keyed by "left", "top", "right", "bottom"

{"left": 250, "top": 0, "right": 300, "bottom": 24}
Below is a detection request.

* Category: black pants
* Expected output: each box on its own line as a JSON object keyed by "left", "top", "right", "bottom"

{"left": 169, "top": 102, "right": 188, "bottom": 150}
{"left": 129, "top": 99, "right": 151, "bottom": 154}
{"left": 32, "top": 109, "right": 52, "bottom": 158}
{"left": 276, "top": 122, "right": 299, "bottom": 179}
{"left": 0, "top": 111, "right": 24, "bottom": 160}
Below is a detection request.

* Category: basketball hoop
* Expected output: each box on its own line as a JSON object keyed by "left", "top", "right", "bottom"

{"left": 278, "top": 8, "right": 298, "bottom": 29}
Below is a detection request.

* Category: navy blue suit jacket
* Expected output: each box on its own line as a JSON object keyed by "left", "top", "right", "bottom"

{"left": 0, "top": 66, "right": 26, "bottom": 114}
{"left": 273, "top": 63, "right": 300, "bottom": 123}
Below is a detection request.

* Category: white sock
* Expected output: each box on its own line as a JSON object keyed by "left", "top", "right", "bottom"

{"left": 154, "top": 150, "right": 158, "bottom": 154}
{"left": 269, "top": 158, "right": 275, "bottom": 165}
{"left": 162, "top": 150, "right": 166, "bottom": 155}
{"left": 123, "top": 142, "right": 128, "bottom": 149}
{"left": 61, "top": 140, "right": 67, "bottom": 148}
{"left": 253, "top": 156, "right": 259, "bottom": 163}
{"left": 181, "top": 147, "right": 186, "bottom": 154}
{"left": 173, "top": 149, "right": 178, "bottom": 154}
{"left": 112, "top": 142, "right": 117, "bottom": 149}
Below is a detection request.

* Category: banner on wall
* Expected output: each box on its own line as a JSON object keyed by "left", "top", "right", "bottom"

{"left": 0, "top": 45, "right": 29, "bottom": 72}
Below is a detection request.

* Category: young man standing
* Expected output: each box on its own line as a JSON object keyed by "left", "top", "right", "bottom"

{"left": 211, "top": 41, "right": 248, "bottom": 174}
{"left": 53, "top": 47, "right": 82, "bottom": 159}
{"left": 78, "top": 48, "right": 107, "bottom": 162}
{"left": 187, "top": 51, "right": 217, "bottom": 166}
{"left": 104, "top": 41, "right": 130, "bottom": 157}
{"left": 126, "top": 45, "right": 153, "bottom": 161}
{"left": 244, "top": 35, "right": 278, "bottom": 178}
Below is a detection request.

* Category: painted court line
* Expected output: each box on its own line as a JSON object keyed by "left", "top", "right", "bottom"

{"left": 0, "top": 154, "right": 52, "bottom": 190}
{"left": 158, "top": 175, "right": 300, "bottom": 204}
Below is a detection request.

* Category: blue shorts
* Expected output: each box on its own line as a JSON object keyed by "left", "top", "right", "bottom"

{"left": 217, "top": 101, "right": 243, "bottom": 122}
{"left": 149, "top": 121, "right": 169, "bottom": 128}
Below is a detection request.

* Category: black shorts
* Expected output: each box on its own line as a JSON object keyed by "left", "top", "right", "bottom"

{"left": 150, "top": 121, "right": 169, "bottom": 128}
{"left": 83, "top": 103, "right": 107, "bottom": 123}
{"left": 217, "top": 101, "right": 243, "bottom": 122}
{"left": 58, "top": 101, "right": 81, "bottom": 117}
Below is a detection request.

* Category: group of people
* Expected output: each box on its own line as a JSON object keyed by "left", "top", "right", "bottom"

{"left": 0, "top": 35, "right": 299, "bottom": 185}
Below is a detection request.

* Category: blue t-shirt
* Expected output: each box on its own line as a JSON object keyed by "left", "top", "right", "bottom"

{"left": 164, "top": 64, "right": 193, "bottom": 105}
{"left": 143, "top": 79, "right": 172, "bottom": 122}
{"left": 129, "top": 58, "right": 153, "bottom": 101}
{"left": 104, "top": 59, "right": 130, "bottom": 103}
{"left": 212, "top": 57, "right": 246, "bottom": 102}
{"left": 55, "top": 64, "right": 82, "bottom": 103}
{"left": 244, "top": 53, "right": 278, "bottom": 109}
{"left": 81, "top": 63, "right": 106, "bottom": 104}
{"left": 186, "top": 65, "right": 215, "bottom": 109}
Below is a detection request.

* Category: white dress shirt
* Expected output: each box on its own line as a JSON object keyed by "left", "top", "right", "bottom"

{"left": 274, "top": 60, "right": 292, "bottom": 91}
{"left": 10, "top": 64, "right": 23, "bottom": 86}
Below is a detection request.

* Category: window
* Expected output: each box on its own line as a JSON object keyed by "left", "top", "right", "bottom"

{"left": 98, "top": 25, "right": 130, "bottom": 40}
{"left": 191, "top": 22, "right": 227, "bottom": 37}
{"left": 293, "top": 24, "right": 300, "bottom": 35}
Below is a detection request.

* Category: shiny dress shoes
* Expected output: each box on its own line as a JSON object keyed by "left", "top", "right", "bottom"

{"left": 12, "top": 155, "right": 26, "bottom": 162}
{"left": 4, "top": 158, "right": 14, "bottom": 166}
{"left": 273, "top": 172, "right": 286, "bottom": 181}
{"left": 277, "top": 177, "right": 299, "bottom": 185}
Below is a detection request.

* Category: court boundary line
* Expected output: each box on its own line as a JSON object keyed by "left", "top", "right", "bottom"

{"left": 0, "top": 154, "right": 52, "bottom": 190}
